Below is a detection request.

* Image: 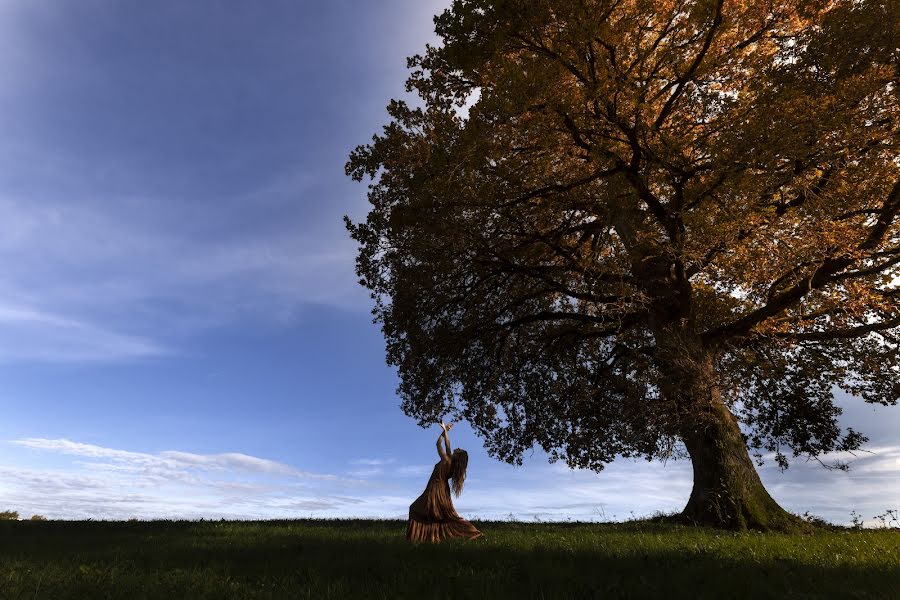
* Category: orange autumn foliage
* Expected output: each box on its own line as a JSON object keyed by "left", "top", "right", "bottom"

{"left": 348, "top": 0, "right": 899, "bottom": 529}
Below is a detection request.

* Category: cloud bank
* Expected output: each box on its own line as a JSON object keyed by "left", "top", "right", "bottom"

{"left": 2, "top": 438, "right": 356, "bottom": 520}
{"left": 3, "top": 438, "right": 898, "bottom": 526}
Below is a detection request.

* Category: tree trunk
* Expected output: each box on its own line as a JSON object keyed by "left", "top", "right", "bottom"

{"left": 678, "top": 400, "right": 800, "bottom": 531}
{"left": 656, "top": 330, "right": 801, "bottom": 531}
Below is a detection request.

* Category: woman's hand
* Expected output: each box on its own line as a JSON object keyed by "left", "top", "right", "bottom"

{"left": 441, "top": 421, "right": 454, "bottom": 432}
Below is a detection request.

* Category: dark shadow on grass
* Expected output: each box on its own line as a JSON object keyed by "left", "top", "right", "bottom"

{"left": 0, "top": 520, "right": 898, "bottom": 599}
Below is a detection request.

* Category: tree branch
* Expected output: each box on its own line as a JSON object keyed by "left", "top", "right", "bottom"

{"left": 777, "top": 315, "right": 900, "bottom": 342}
{"left": 702, "top": 178, "right": 900, "bottom": 343}
{"left": 500, "top": 310, "right": 629, "bottom": 329}
{"left": 652, "top": 0, "right": 724, "bottom": 131}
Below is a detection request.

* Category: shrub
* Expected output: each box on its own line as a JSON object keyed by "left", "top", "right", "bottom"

{"left": 800, "top": 512, "right": 832, "bottom": 528}
{"left": 0, "top": 510, "right": 19, "bottom": 521}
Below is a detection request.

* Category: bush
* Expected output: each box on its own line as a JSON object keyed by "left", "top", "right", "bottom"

{"left": 800, "top": 512, "right": 832, "bottom": 528}
{"left": 0, "top": 510, "right": 19, "bottom": 521}
{"left": 30, "top": 515, "right": 48, "bottom": 521}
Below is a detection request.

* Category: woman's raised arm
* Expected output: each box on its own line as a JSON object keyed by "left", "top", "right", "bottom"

{"left": 436, "top": 430, "right": 448, "bottom": 461}
{"left": 436, "top": 422, "right": 453, "bottom": 461}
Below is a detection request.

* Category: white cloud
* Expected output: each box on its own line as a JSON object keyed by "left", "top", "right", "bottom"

{"left": 395, "top": 465, "right": 432, "bottom": 477}
{"left": 3, "top": 437, "right": 899, "bottom": 525}
{"left": 348, "top": 459, "right": 438, "bottom": 480}
{"left": 351, "top": 458, "right": 395, "bottom": 466}
{"left": 455, "top": 459, "right": 692, "bottom": 523}
{"left": 757, "top": 445, "right": 900, "bottom": 526}
{"left": 0, "top": 304, "right": 166, "bottom": 363}
{"left": 160, "top": 451, "right": 312, "bottom": 477}
{"left": 348, "top": 458, "right": 413, "bottom": 478}
{"left": 12, "top": 438, "right": 335, "bottom": 481}
{"left": 2, "top": 438, "right": 366, "bottom": 520}
{"left": 348, "top": 467, "right": 385, "bottom": 478}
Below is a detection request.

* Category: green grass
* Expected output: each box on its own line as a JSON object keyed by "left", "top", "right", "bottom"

{"left": 1, "top": 519, "right": 899, "bottom": 599}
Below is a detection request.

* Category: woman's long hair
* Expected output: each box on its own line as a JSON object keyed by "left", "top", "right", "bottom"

{"left": 449, "top": 449, "right": 468, "bottom": 497}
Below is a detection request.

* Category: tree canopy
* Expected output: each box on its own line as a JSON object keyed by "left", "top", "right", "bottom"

{"left": 347, "top": 0, "right": 899, "bottom": 528}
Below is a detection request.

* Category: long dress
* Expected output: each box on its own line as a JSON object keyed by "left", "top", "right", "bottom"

{"left": 406, "top": 457, "right": 483, "bottom": 542}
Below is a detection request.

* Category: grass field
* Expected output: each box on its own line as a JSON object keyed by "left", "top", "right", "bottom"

{"left": 1, "top": 519, "right": 899, "bottom": 599}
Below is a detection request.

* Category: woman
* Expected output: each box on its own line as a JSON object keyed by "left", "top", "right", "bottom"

{"left": 406, "top": 422, "right": 483, "bottom": 542}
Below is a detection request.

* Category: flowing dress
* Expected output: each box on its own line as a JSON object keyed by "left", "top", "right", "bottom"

{"left": 406, "top": 457, "right": 483, "bottom": 542}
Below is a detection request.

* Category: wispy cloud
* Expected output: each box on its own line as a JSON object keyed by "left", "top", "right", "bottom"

{"left": 341, "top": 441, "right": 900, "bottom": 527}
{"left": 0, "top": 184, "right": 366, "bottom": 363}
{"left": 395, "top": 465, "right": 432, "bottom": 478}
{"left": 760, "top": 445, "right": 900, "bottom": 526}
{"left": 0, "top": 304, "right": 166, "bottom": 363}
{"left": 347, "top": 458, "right": 399, "bottom": 478}
{"left": 2, "top": 438, "right": 364, "bottom": 520}
{"left": 0, "top": 0, "right": 453, "bottom": 366}
{"left": 12, "top": 438, "right": 335, "bottom": 481}
{"left": 348, "top": 467, "right": 385, "bottom": 478}
{"left": 351, "top": 458, "right": 396, "bottom": 466}
{"left": 347, "top": 459, "right": 435, "bottom": 480}
{"left": 4, "top": 437, "right": 899, "bottom": 524}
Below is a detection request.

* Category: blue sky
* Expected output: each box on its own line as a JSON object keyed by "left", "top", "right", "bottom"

{"left": 0, "top": 0, "right": 897, "bottom": 525}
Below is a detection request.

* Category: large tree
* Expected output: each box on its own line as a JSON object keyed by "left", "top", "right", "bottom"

{"left": 346, "top": 0, "right": 899, "bottom": 529}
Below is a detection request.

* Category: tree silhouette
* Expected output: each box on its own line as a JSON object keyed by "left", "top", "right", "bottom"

{"left": 347, "top": 0, "right": 899, "bottom": 529}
